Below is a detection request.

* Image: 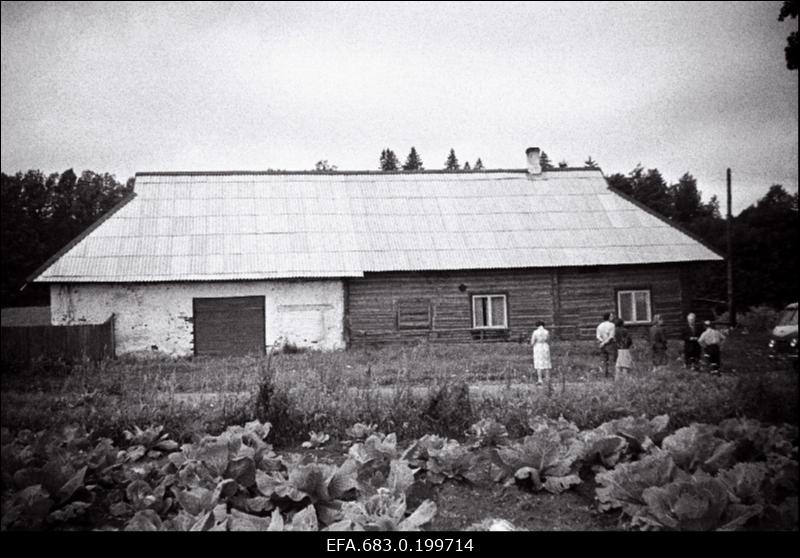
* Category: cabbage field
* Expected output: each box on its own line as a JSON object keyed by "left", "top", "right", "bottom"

{"left": 2, "top": 414, "right": 797, "bottom": 531}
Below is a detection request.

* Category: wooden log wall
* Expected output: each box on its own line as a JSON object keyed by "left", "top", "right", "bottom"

{"left": 557, "top": 265, "right": 685, "bottom": 339}
{"left": 347, "top": 264, "right": 687, "bottom": 346}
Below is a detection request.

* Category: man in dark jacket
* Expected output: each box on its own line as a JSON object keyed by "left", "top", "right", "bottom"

{"left": 650, "top": 314, "right": 668, "bottom": 371}
{"left": 682, "top": 312, "right": 702, "bottom": 371}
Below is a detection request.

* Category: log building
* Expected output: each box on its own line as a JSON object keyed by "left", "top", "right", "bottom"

{"left": 31, "top": 148, "right": 722, "bottom": 356}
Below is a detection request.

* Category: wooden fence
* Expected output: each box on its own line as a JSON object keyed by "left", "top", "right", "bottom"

{"left": 1, "top": 315, "right": 115, "bottom": 366}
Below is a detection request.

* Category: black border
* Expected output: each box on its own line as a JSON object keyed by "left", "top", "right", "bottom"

{"left": 2, "top": 531, "right": 796, "bottom": 555}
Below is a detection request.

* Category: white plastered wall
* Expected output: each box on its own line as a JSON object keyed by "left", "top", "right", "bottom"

{"left": 50, "top": 280, "right": 345, "bottom": 356}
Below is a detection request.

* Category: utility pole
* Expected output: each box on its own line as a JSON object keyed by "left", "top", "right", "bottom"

{"left": 726, "top": 168, "right": 736, "bottom": 328}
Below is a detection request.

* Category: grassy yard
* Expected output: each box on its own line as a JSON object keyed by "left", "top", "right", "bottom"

{"left": 1, "top": 332, "right": 798, "bottom": 532}
{"left": 1, "top": 331, "right": 797, "bottom": 448}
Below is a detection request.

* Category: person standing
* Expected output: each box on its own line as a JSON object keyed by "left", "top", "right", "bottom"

{"left": 698, "top": 320, "right": 726, "bottom": 374}
{"left": 682, "top": 313, "right": 702, "bottom": 371}
{"left": 650, "top": 314, "right": 668, "bottom": 371}
{"left": 531, "top": 321, "right": 552, "bottom": 386}
{"left": 614, "top": 318, "right": 634, "bottom": 381}
{"left": 596, "top": 312, "right": 617, "bottom": 379}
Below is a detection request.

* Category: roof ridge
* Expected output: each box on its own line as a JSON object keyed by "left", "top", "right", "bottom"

{"left": 134, "top": 167, "right": 601, "bottom": 177}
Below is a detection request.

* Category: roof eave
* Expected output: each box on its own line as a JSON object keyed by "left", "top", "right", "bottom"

{"left": 27, "top": 192, "right": 138, "bottom": 284}
{"left": 601, "top": 173, "right": 726, "bottom": 260}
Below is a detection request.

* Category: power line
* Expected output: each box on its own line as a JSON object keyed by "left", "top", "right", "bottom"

{"left": 706, "top": 176, "right": 798, "bottom": 181}
{"left": 702, "top": 180, "right": 798, "bottom": 187}
{"left": 703, "top": 171, "right": 798, "bottom": 182}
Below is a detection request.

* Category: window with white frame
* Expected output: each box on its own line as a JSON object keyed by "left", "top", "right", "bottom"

{"left": 472, "top": 294, "right": 507, "bottom": 329}
{"left": 617, "top": 289, "right": 652, "bottom": 324}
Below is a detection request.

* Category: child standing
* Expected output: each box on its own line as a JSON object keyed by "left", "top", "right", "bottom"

{"left": 615, "top": 318, "right": 634, "bottom": 381}
{"left": 531, "top": 321, "right": 552, "bottom": 386}
{"left": 650, "top": 314, "right": 668, "bottom": 372}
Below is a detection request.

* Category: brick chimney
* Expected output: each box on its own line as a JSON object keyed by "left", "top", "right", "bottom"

{"left": 526, "top": 147, "right": 541, "bottom": 174}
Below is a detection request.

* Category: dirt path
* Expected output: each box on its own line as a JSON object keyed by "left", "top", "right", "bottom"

{"left": 166, "top": 380, "right": 605, "bottom": 406}
{"left": 375, "top": 380, "right": 601, "bottom": 398}
{"left": 432, "top": 480, "right": 620, "bottom": 531}
{"left": 420, "top": 449, "right": 621, "bottom": 531}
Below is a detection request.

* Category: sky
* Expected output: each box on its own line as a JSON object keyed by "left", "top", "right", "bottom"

{"left": 1, "top": 1, "right": 798, "bottom": 214}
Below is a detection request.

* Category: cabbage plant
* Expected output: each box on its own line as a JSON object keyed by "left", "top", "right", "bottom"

{"left": 491, "top": 426, "right": 582, "bottom": 494}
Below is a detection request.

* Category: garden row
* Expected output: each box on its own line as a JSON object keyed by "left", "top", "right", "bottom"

{"left": 1, "top": 411, "right": 797, "bottom": 531}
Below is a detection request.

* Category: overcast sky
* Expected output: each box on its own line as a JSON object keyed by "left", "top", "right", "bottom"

{"left": 2, "top": 1, "right": 797, "bottom": 213}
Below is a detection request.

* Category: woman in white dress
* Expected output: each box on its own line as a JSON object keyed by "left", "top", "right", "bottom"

{"left": 531, "top": 321, "right": 552, "bottom": 386}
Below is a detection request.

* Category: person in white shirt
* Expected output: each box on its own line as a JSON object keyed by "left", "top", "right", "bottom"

{"left": 596, "top": 312, "right": 617, "bottom": 378}
{"left": 698, "top": 320, "right": 726, "bottom": 374}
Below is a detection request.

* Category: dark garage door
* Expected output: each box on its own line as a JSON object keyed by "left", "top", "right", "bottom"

{"left": 193, "top": 296, "right": 265, "bottom": 357}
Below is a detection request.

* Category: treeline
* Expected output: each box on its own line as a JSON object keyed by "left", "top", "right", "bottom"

{"left": 605, "top": 165, "right": 798, "bottom": 311}
{"left": 373, "top": 147, "right": 591, "bottom": 172}
{"left": 377, "top": 147, "right": 483, "bottom": 171}
{"left": 1, "top": 162, "right": 797, "bottom": 313}
{"left": 1, "top": 169, "right": 133, "bottom": 307}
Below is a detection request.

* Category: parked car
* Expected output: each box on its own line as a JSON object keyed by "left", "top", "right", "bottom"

{"left": 768, "top": 302, "right": 798, "bottom": 369}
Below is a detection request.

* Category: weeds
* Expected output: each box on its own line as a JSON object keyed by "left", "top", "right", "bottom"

{"left": 2, "top": 333, "right": 796, "bottom": 448}
{"left": 422, "top": 380, "right": 475, "bottom": 439}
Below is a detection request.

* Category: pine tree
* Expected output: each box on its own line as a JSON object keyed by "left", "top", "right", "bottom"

{"left": 463, "top": 161, "right": 471, "bottom": 171}
{"left": 474, "top": 158, "right": 484, "bottom": 170}
{"left": 633, "top": 167, "right": 672, "bottom": 218}
{"left": 314, "top": 160, "right": 337, "bottom": 171}
{"left": 606, "top": 172, "right": 633, "bottom": 196}
{"left": 379, "top": 148, "right": 399, "bottom": 171}
{"left": 444, "top": 148, "right": 460, "bottom": 171}
{"left": 402, "top": 147, "right": 424, "bottom": 171}
{"left": 671, "top": 172, "right": 702, "bottom": 223}
{"left": 584, "top": 156, "right": 598, "bottom": 168}
{"left": 539, "top": 151, "right": 553, "bottom": 170}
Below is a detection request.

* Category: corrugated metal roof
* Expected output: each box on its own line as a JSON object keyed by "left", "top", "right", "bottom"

{"left": 33, "top": 169, "right": 722, "bottom": 282}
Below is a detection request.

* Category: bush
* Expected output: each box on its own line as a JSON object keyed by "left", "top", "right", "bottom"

{"left": 719, "top": 305, "right": 779, "bottom": 333}
{"left": 732, "top": 371, "right": 799, "bottom": 425}
{"left": 281, "top": 341, "right": 305, "bottom": 354}
{"left": 421, "top": 380, "right": 475, "bottom": 438}
{"left": 0, "top": 356, "right": 75, "bottom": 378}
{"left": 253, "top": 357, "right": 275, "bottom": 424}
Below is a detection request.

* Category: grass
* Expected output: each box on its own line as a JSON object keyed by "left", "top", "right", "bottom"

{"left": 0, "top": 336, "right": 693, "bottom": 393}
{"left": 1, "top": 331, "right": 796, "bottom": 447}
